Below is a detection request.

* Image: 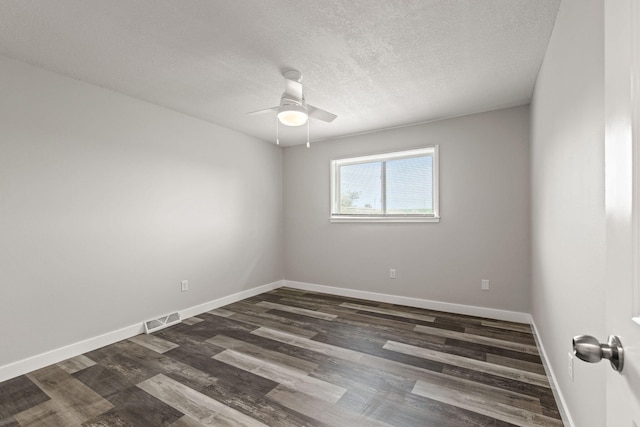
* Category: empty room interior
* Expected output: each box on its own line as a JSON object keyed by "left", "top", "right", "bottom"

{"left": 1, "top": 1, "right": 638, "bottom": 426}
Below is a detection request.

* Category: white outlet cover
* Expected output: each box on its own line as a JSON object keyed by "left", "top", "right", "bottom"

{"left": 481, "top": 279, "right": 490, "bottom": 291}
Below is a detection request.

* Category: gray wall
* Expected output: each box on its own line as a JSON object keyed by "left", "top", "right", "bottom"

{"left": 530, "top": 0, "right": 606, "bottom": 425}
{"left": 284, "top": 106, "right": 531, "bottom": 313}
{"left": 0, "top": 56, "right": 284, "bottom": 368}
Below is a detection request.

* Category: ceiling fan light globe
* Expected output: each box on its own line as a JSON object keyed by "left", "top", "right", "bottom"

{"left": 277, "top": 105, "right": 308, "bottom": 126}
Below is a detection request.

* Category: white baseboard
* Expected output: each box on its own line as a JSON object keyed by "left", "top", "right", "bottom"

{"left": 530, "top": 318, "right": 575, "bottom": 427}
{"left": 283, "top": 280, "right": 531, "bottom": 323}
{"left": 0, "top": 280, "right": 284, "bottom": 383}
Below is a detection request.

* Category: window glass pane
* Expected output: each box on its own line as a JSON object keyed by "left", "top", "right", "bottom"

{"left": 330, "top": 146, "right": 438, "bottom": 221}
{"left": 338, "top": 162, "right": 383, "bottom": 215}
{"left": 386, "top": 156, "right": 433, "bottom": 215}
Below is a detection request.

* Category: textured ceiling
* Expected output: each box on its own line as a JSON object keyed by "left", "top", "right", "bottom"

{"left": 0, "top": 0, "right": 560, "bottom": 146}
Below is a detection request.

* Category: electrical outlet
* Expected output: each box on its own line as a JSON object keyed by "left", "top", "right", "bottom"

{"left": 567, "top": 351, "right": 574, "bottom": 381}
{"left": 481, "top": 279, "right": 490, "bottom": 291}
{"left": 390, "top": 269, "right": 396, "bottom": 279}
{"left": 181, "top": 280, "right": 189, "bottom": 292}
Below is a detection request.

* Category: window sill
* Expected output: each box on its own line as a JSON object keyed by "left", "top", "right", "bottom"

{"left": 330, "top": 216, "right": 440, "bottom": 223}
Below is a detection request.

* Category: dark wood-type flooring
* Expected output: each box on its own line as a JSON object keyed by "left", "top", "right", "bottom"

{"left": 0, "top": 288, "right": 563, "bottom": 426}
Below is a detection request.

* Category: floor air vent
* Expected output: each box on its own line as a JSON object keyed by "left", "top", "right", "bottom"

{"left": 144, "top": 312, "right": 181, "bottom": 334}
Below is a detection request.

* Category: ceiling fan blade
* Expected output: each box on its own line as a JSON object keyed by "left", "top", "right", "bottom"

{"left": 247, "top": 106, "right": 279, "bottom": 115}
{"left": 284, "top": 79, "right": 303, "bottom": 100}
{"left": 307, "top": 104, "right": 337, "bottom": 123}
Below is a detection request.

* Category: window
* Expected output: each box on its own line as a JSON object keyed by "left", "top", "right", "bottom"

{"left": 330, "top": 146, "right": 439, "bottom": 222}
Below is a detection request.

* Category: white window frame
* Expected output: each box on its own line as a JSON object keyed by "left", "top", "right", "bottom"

{"left": 330, "top": 146, "right": 439, "bottom": 223}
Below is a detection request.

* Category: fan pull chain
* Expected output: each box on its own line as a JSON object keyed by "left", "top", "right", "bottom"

{"left": 276, "top": 117, "right": 280, "bottom": 145}
{"left": 306, "top": 119, "right": 310, "bottom": 148}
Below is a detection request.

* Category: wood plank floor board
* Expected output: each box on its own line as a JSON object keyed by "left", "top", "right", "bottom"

{"left": 430, "top": 316, "right": 479, "bottom": 332}
{"left": 372, "top": 310, "right": 473, "bottom": 331}
{"left": 482, "top": 320, "right": 534, "bottom": 334}
{"left": 223, "top": 301, "right": 271, "bottom": 315}
{"left": 138, "top": 374, "right": 267, "bottom": 427}
{"left": 182, "top": 316, "right": 205, "bottom": 326}
{"left": 309, "top": 360, "right": 493, "bottom": 427}
{"left": 57, "top": 355, "right": 97, "bottom": 375}
{"left": 442, "top": 338, "right": 544, "bottom": 365}
{"left": 168, "top": 414, "right": 209, "bottom": 426}
{"left": 358, "top": 353, "right": 547, "bottom": 416}
{"left": 311, "top": 320, "right": 491, "bottom": 364}
{"left": 242, "top": 293, "right": 285, "bottom": 306}
{"left": 337, "top": 387, "right": 518, "bottom": 427}
{"left": 129, "top": 333, "right": 180, "bottom": 354}
{"left": 0, "top": 417, "right": 20, "bottom": 427}
{"left": 258, "top": 306, "right": 467, "bottom": 364}
{"left": 266, "top": 296, "right": 355, "bottom": 314}
{"left": 14, "top": 398, "right": 84, "bottom": 426}
{"left": 164, "top": 344, "right": 280, "bottom": 396}
{"left": 213, "top": 349, "right": 346, "bottom": 404}
{"left": 414, "top": 324, "right": 539, "bottom": 355}
{"left": 266, "top": 385, "right": 395, "bottom": 427}
{"left": 441, "top": 365, "right": 562, "bottom": 419}
{"left": 377, "top": 304, "right": 502, "bottom": 329}
{"left": 201, "top": 379, "right": 330, "bottom": 427}
{"left": 252, "top": 327, "right": 367, "bottom": 364}
{"left": 311, "top": 332, "right": 448, "bottom": 373}
{"left": 18, "top": 365, "right": 114, "bottom": 425}
{"left": 309, "top": 351, "right": 418, "bottom": 394}
{"left": 339, "top": 302, "right": 437, "bottom": 324}
{"left": 309, "top": 328, "right": 390, "bottom": 354}
{"left": 330, "top": 312, "right": 449, "bottom": 346}
{"left": 412, "top": 379, "right": 562, "bottom": 427}
{"left": 207, "top": 308, "right": 236, "bottom": 318}
{"left": 266, "top": 296, "right": 415, "bottom": 327}
{"left": 256, "top": 301, "right": 338, "bottom": 321}
{"left": 72, "top": 363, "right": 135, "bottom": 402}
{"left": 82, "top": 343, "right": 163, "bottom": 385}
{"left": 256, "top": 309, "right": 334, "bottom": 335}
{"left": 106, "top": 340, "right": 220, "bottom": 393}
{"left": 0, "top": 376, "right": 50, "bottom": 420}
{"left": 177, "top": 315, "right": 259, "bottom": 341}
{"left": 383, "top": 340, "right": 550, "bottom": 388}
{"left": 206, "top": 335, "right": 319, "bottom": 374}
{"left": 372, "top": 304, "right": 488, "bottom": 325}
{"left": 204, "top": 328, "right": 290, "bottom": 353}
{"left": 149, "top": 323, "right": 216, "bottom": 347}
{"left": 271, "top": 341, "right": 357, "bottom": 370}
{"left": 213, "top": 309, "right": 320, "bottom": 339}
{"left": 82, "top": 386, "right": 185, "bottom": 426}
{"left": 262, "top": 296, "right": 444, "bottom": 343}
{"left": 486, "top": 354, "right": 548, "bottom": 375}
{"left": 0, "top": 288, "right": 563, "bottom": 426}
{"left": 463, "top": 326, "right": 538, "bottom": 347}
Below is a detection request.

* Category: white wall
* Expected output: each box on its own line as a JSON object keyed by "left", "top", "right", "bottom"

{"left": 530, "top": 0, "right": 606, "bottom": 425}
{"left": 0, "top": 56, "right": 283, "bottom": 368}
{"left": 283, "top": 106, "right": 531, "bottom": 313}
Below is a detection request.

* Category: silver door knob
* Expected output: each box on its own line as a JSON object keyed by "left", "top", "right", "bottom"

{"left": 572, "top": 335, "right": 624, "bottom": 372}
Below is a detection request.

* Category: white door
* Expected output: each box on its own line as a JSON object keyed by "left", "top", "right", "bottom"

{"left": 605, "top": 0, "right": 640, "bottom": 425}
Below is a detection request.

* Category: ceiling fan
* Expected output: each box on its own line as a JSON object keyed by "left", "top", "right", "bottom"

{"left": 247, "top": 69, "right": 337, "bottom": 146}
